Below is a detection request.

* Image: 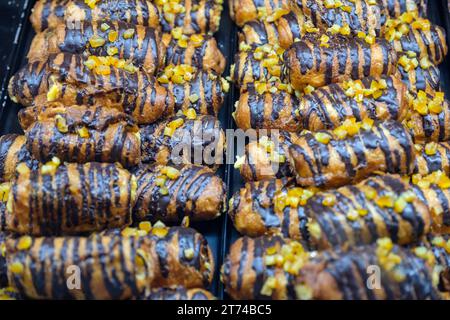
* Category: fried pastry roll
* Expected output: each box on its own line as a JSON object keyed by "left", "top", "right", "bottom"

{"left": 222, "top": 236, "right": 439, "bottom": 300}
{"left": 291, "top": 0, "right": 384, "bottom": 36}
{"left": 405, "top": 91, "right": 450, "bottom": 144}
{"left": 410, "top": 171, "right": 450, "bottom": 234}
{"left": 5, "top": 227, "right": 214, "bottom": 299}
{"left": 129, "top": 226, "right": 214, "bottom": 289}
{"left": 396, "top": 52, "right": 441, "bottom": 94}
{"left": 282, "top": 33, "right": 397, "bottom": 90}
{"left": 0, "top": 135, "right": 37, "bottom": 184}
{"left": 299, "top": 241, "right": 439, "bottom": 300}
{"left": 140, "top": 114, "right": 225, "bottom": 168}
{"left": 298, "top": 75, "right": 408, "bottom": 131}
{"left": 5, "top": 161, "right": 136, "bottom": 236}
{"left": 21, "top": 105, "right": 141, "bottom": 167}
{"left": 237, "top": 132, "right": 298, "bottom": 181}
{"left": 229, "top": 0, "right": 290, "bottom": 26}
{"left": 6, "top": 234, "right": 146, "bottom": 299}
{"left": 30, "top": 0, "right": 160, "bottom": 32}
{"left": 158, "top": 65, "right": 227, "bottom": 116}
{"left": 139, "top": 287, "right": 215, "bottom": 300}
{"left": 304, "top": 174, "right": 430, "bottom": 249}
{"left": 238, "top": 11, "right": 304, "bottom": 49}
{"left": 231, "top": 44, "right": 285, "bottom": 89}
{"left": 228, "top": 177, "right": 316, "bottom": 238}
{"left": 8, "top": 53, "right": 175, "bottom": 125}
{"left": 221, "top": 235, "right": 299, "bottom": 300}
{"left": 162, "top": 34, "right": 226, "bottom": 74}
{"left": 289, "top": 120, "right": 415, "bottom": 188}
{"left": 133, "top": 164, "right": 225, "bottom": 222}
{"left": 28, "top": 21, "right": 164, "bottom": 75}
{"left": 234, "top": 86, "right": 301, "bottom": 131}
{"left": 229, "top": 174, "right": 430, "bottom": 248}
{"left": 157, "top": 0, "right": 223, "bottom": 34}
{"left": 414, "top": 142, "right": 450, "bottom": 176}
{"left": 385, "top": 13, "right": 448, "bottom": 65}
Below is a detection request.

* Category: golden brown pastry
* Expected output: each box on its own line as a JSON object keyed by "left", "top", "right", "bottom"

{"left": 304, "top": 174, "right": 430, "bottom": 249}
{"left": 140, "top": 114, "right": 225, "bottom": 168}
{"left": 291, "top": 0, "right": 384, "bottom": 36}
{"left": 221, "top": 235, "right": 298, "bottom": 300}
{"left": 289, "top": 120, "right": 415, "bottom": 188}
{"left": 222, "top": 236, "right": 439, "bottom": 300}
{"left": 28, "top": 21, "right": 164, "bottom": 75}
{"left": 8, "top": 53, "right": 175, "bottom": 125}
{"left": 156, "top": 0, "right": 223, "bottom": 34}
{"left": 0, "top": 135, "right": 37, "bottom": 184}
{"left": 229, "top": 174, "right": 430, "bottom": 249}
{"left": 405, "top": 91, "right": 450, "bottom": 144}
{"left": 234, "top": 85, "right": 300, "bottom": 131}
{"left": 238, "top": 11, "right": 304, "bottom": 49}
{"left": 5, "top": 226, "right": 214, "bottom": 299}
{"left": 236, "top": 132, "right": 298, "bottom": 181}
{"left": 139, "top": 287, "right": 216, "bottom": 300}
{"left": 162, "top": 33, "right": 226, "bottom": 74}
{"left": 283, "top": 33, "right": 397, "bottom": 90}
{"left": 229, "top": 0, "right": 290, "bottom": 26}
{"left": 231, "top": 44, "right": 285, "bottom": 89}
{"left": 297, "top": 75, "right": 408, "bottom": 131}
{"left": 414, "top": 142, "right": 450, "bottom": 176}
{"left": 157, "top": 65, "right": 227, "bottom": 116}
{"left": 385, "top": 12, "right": 448, "bottom": 65}
{"left": 133, "top": 164, "right": 225, "bottom": 222}
{"left": 396, "top": 52, "right": 441, "bottom": 95}
{"left": 299, "top": 241, "right": 440, "bottom": 300}
{"left": 21, "top": 104, "right": 141, "bottom": 167}
{"left": 5, "top": 161, "right": 136, "bottom": 236}
{"left": 410, "top": 171, "right": 450, "bottom": 234}
{"left": 30, "top": 0, "right": 160, "bottom": 32}
{"left": 228, "top": 177, "right": 316, "bottom": 238}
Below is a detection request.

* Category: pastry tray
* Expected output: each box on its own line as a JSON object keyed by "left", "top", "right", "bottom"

{"left": 0, "top": 0, "right": 449, "bottom": 299}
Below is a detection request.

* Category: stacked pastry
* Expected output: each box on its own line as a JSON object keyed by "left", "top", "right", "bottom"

{"left": 224, "top": 0, "right": 450, "bottom": 300}
{"left": 0, "top": 0, "right": 229, "bottom": 300}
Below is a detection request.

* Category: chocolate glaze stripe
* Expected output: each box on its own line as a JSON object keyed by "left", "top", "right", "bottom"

{"left": 393, "top": 24, "right": 447, "bottom": 65}
{"left": 32, "top": 0, "right": 160, "bottom": 32}
{"left": 292, "top": 0, "right": 382, "bottom": 35}
{"left": 7, "top": 163, "right": 134, "bottom": 236}
{"left": 284, "top": 34, "right": 397, "bottom": 90}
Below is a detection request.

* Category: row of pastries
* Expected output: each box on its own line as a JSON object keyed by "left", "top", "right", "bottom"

{"left": 223, "top": 0, "right": 450, "bottom": 300}
{"left": 0, "top": 0, "right": 229, "bottom": 300}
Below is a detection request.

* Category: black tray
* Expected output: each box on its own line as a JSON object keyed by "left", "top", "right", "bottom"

{"left": 0, "top": 0, "right": 449, "bottom": 300}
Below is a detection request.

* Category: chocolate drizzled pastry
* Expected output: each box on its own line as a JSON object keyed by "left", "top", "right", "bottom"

{"left": 20, "top": 104, "right": 141, "bottom": 167}
{"left": 8, "top": 53, "right": 175, "bottom": 125}
{"left": 133, "top": 164, "right": 225, "bottom": 222}
{"left": 30, "top": 0, "right": 160, "bottom": 32}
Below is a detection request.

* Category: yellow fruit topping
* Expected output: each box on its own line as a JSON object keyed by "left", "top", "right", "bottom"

{"left": 123, "top": 29, "right": 135, "bottom": 39}
{"left": 89, "top": 35, "right": 106, "bottom": 48}
{"left": 17, "top": 236, "right": 32, "bottom": 251}
{"left": 158, "top": 64, "right": 196, "bottom": 84}
{"left": 55, "top": 115, "right": 68, "bottom": 133}
{"left": 47, "top": 84, "right": 61, "bottom": 102}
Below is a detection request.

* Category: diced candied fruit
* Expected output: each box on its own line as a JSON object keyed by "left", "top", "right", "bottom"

{"left": 89, "top": 35, "right": 106, "bottom": 48}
